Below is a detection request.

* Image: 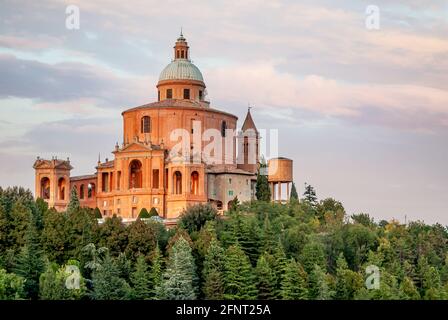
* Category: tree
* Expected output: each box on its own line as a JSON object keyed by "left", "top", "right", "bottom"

{"left": 66, "top": 187, "right": 80, "bottom": 214}
{"left": 255, "top": 254, "right": 276, "bottom": 300}
{"left": 90, "top": 254, "right": 130, "bottom": 300}
{"left": 138, "top": 208, "right": 150, "bottom": 219}
{"left": 299, "top": 241, "right": 327, "bottom": 274}
{"left": 41, "top": 208, "right": 67, "bottom": 264}
{"left": 157, "top": 236, "right": 197, "bottom": 300}
{"left": 149, "top": 207, "right": 159, "bottom": 217}
{"left": 399, "top": 276, "right": 420, "bottom": 300}
{"left": 126, "top": 219, "right": 157, "bottom": 261}
{"left": 281, "top": 259, "right": 308, "bottom": 300}
{"left": 13, "top": 223, "right": 45, "bottom": 299}
{"left": 255, "top": 165, "right": 271, "bottom": 202}
{"left": 303, "top": 183, "right": 317, "bottom": 205}
{"left": 97, "top": 215, "right": 128, "bottom": 257}
{"left": 149, "top": 246, "right": 163, "bottom": 298}
{"left": 130, "top": 255, "right": 151, "bottom": 300}
{"left": 179, "top": 204, "right": 217, "bottom": 234}
{"left": 64, "top": 208, "right": 98, "bottom": 261}
{"left": 333, "top": 253, "right": 363, "bottom": 300}
{"left": 0, "top": 268, "right": 25, "bottom": 300}
{"left": 93, "top": 207, "right": 102, "bottom": 219}
{"left": 223, "top": 244, "right": 257, "bottom": 300}
{"left": 351, "top": 213, "right": 375, "bottom": 227}
{"left": 39, "top": 261, "right": 86, "bottom": 300}
{"left": 290, "top": 182, "right": 298, "bottom": 201}
{"left": 202, "top": 239, "right": 225, "bottom": 300}
{"left": 308, "top": 264, "right": 332, "bottom": 300}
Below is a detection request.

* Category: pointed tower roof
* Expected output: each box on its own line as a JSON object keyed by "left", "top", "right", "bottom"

{"left": 242, "top": 107, "right": 258, "bottom": 133}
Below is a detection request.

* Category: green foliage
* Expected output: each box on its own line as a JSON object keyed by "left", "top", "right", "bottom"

{"left": 67, "top": 187, "right": 80, "bottom": 214}
{"left": 0, "top": 268, "right": 25, "bottom": 300}
{"left": 138, "top": 208, "right": 150, "bottom": 219}
{"left": 98, "top": 215, "right": 128, "bottom": 257}
{"left": 303, "top": 183, "right": 317, "bottom": 205}
{"left": 149, "top": 246, "right": 163, "bottom": 298}
{"left": 90, "top": 254, "right": 130, "bottom": 300}
{"left": 157, "top": 236, "right": 197, "bottom": 300}
{"left": 149, "top": 207, "right": 159, "bottom": 217}
{"left": 13, "top": 223, "right": 45, "bottom": 299}
{"left": 223, "top": 244, "right": 257, "bottom": 300}
{"left": 126, "top": 219, "right": 157, "bottom": 261}
{"left": 41, "top": 208, "right": 66, "bottom": 264}
{"left": 299, "top": 240, "right": 327, "bottom": 274}
{"left": 255, "top": 168, "right": 271, "bottom": 202}
{"left": 202, "top": 239, "right": 225, "bottom": 300}
{"left": 290, "top": 182, "right": 298, "bottom": 200}
{"left": 179, "top": 203, "right": 217, "bottom": 234}
{"left": 255, "top": 253, "right": 276, "bottom": 299}
{"left": 308, "top": 264, "right": 332, "bottom": 300}
{"left": 281, "top": 259, "right": 308, "bottom": 300}
{"left": 39, "top": 261, "right": 86, "bottom": 300}
{"left": 130, "top": 255, "right": 151, "bottom": 300}
{"left": 93, "top": 207, "right": 102, "bottom": 219}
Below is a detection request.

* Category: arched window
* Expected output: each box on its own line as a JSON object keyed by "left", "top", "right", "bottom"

{"left": 174, "top": 171, "right": 182, "bottom": 194}
{"left": 58, "top": 177, "right": 66, "bottom": 201}
{"left": 129, "top": 160, "right": 143, "bottom": 189}
{"left": 141, "top": 116, "right": 151, "bottom": 133}
{"left": 191, "top": 171, "right": 199, "bottom": 195}
{"left": 221, "top": 121, "right": 227, "bottom": 137}
{"left": 40, "top": 177, "right": 50, "bottom": 200}
{"left": 88, "top": 183, "right": 95, "bottom": 198}
{"left": 79, "top": 184, "right": 85, "bottom": 199}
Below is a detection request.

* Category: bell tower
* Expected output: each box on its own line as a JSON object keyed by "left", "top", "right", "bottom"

{"left": 33, "top": 157, "right": 73, "bottom": 212}
{"left": 237, "top": 108, "right": 260, "bottom": 174}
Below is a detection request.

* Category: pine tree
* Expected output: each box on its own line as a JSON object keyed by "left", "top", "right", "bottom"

{"left": 130, "top": 255, "right": 151, "bottom": 300}
{"left": 299, "top": 241, "right": 326, "bottom": 274}
{"left": 67, "top": 187, "right": 80, "bottom": 214}
{"left": 14, "top": 223, "right": 45, "bottom": 299}
{"left": 41, "top": 208, "right": 67, "bottom": 264}
{"left": 223, "top": 244, "right": 257, "bottom": 299}
{"left": 290, "top": 182, "right": 298, "bottom": 201}
{"left": 308, "top": 264, "right": 332, "bottom": 300}
{"left": 202, "top": 240, "right": 225, "bottom": 299}
{"left": 399, "top": 276, "right": 420, "bottom": 300}
{"left": 255, "top": 254, "right": 276, "bottom": 300}
{"left": 333, "top": 253, "right": 363, "bottom": 300}
{"left": 149, "top": 246, "right": 163, "bottom": 297}
{"left": 90, "top": 254, "right": 131, "bottom": 300}
{"left": 281, "top": 258, "right": 308, "bottom": 300}
{"left": 157, "top": 236, "right": 197, "bottom": 300}
{"left": 303, "top": 183, "right": 317, "bottom": 205}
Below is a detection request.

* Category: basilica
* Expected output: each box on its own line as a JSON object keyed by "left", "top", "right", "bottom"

{"left": 33, "top": 33, "right": 293, "bottom": 224}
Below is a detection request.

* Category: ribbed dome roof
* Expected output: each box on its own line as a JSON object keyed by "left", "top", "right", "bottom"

{"left": 159, "top": 59, "right": 204, "bottom": 82}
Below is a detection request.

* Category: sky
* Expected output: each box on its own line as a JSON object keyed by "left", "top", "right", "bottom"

{"left": 0, "top": 0, "right": 447, "bottom": 224}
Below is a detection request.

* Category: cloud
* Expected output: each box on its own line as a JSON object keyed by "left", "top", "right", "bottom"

{"left": 0, "top": 54, "right": 153, "bottom": 109}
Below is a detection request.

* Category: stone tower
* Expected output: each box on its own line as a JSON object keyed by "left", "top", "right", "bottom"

{"left": 33, "top": 157, "right": 73, "bottom": 212}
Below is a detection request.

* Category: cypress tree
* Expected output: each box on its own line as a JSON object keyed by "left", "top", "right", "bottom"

{"left": 308, "top": 264, "right": 332, "bottom": 300}
{"left": 90, "top": 255, "right": 130, "bottom": 300}
{"left": 281, "top": 258, "right": 308, "bottom": 300}
{"left": 223, "top": 244, "right": 257, "bottom": 300}
{"left": 290, "top": 182, "right": 298, "bottom": 200}
{"left": 138, "top": 208, "right": 150, "bottom": 219}
{"left": 157, "top": 236, "right": 197, "bottom": 300}
{"left": 149, "top": 245, "right": 163, "bottom": 298}
{"left": 255, "top": 170, "right": 271, "bottom": 202}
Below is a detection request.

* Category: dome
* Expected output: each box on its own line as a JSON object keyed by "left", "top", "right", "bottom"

{"left": 159, "top": 59, "right": 204, "bottom": 82}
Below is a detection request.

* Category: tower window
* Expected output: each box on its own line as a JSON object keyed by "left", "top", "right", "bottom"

{"left": 183, "top": 89, "right": 190, "bottom": 99}
{"left": 152, "top": 169, "right": 159, "bottom": 189}
{"left": 221, "top": 121, "right": 227, "bottom": 137}
{"left": 199, "top": 90, "right": 203, "bottom": 100}
{"left": 167, "top": 89, "right": 173, "bottom": 99}
{"left": 181, "top": 50, "right": 185, "bottom": 59}
{"left": 141, "top": 116, "right": 151, "bottom": 133}
{"left": 158, "top": 90, "right": 160, "bottom": 101}
{"left": 174, "top": 171, "right": 182, "bottom": 194}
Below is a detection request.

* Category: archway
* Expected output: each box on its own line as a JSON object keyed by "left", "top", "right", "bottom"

{"left": 40, "top": 177, "right": 50, "bottom": 200}
{"left": 79, "top": 184, "right": 85, "bottom": 199}
{"left": 88, "top": 183, "right": 96, "bottom": 198}
{"left": 129, "top": 160, "right": 143, "bottom": 189}
{"left": 190, "top": 171, "right": 199, "bottom": 195}
{"left": 58, "top": 177, "right": 66, "bottom": 201}
{"left": 173, "top": 171, "right": 182, "bottom": 194}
